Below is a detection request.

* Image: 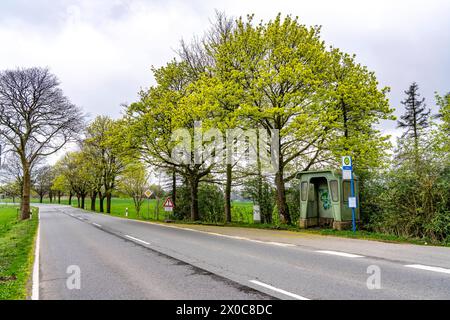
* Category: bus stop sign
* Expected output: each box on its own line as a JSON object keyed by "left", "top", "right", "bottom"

{"left": 342, "top": 156, "right": 352, "bottom": 171}
{"left": 342, "top": 156, "right": 357, "bottom": 232}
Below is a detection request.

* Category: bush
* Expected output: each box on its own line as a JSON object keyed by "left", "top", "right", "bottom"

{"left": 198, "top": 183, "right": 225, "bottom": 223}
{"left": 366, "top": 161, "right": 450, "bottom": 243}
{"left": 286, "top": 180, "right": 301, "bottom": 224}
{"left": 231, "top": 205, "right": 253, "bottom": 224}
{"left": 174, "top": 183, "right": 225, "bottom": 223}
{"left": 242, "top": 176, "right": 275, "bottom": 224}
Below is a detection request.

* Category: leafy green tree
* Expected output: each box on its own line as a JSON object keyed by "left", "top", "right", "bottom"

{"left": 81, "top": 140, "right": 105, "bottom": 212}
{"left": 57, "top": 151, "right": 92, "bottom": 209}
{"left": 325, "top": 48, "right": 394, "bottom": 172}
{"left": 322, "top": 49, "right": 395, "bottom": 222}
{"left": 127, "top": 61, "right": 221, "bottom": 221}
{"left": 84, "top": 116, "right": 127, "bottom": 213}
{"left": 117, "top": 162, "right": 149, "bottom": 217}
{"left": 213, "top": 15, "right": 392, "bottom": 224}
{"left": 51, "top": 174, "right": 70, "bottom": 204}
{"left": 0, "top": 181, "right": 21, "bottom": 203}
{"left": 214, "top": 15, "right": 334, "bottom": 224}
{"left": 434, "top": 92, "right": 450, "bottom": 156}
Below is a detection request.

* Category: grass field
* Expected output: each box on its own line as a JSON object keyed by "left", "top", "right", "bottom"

{"left": 22, "top": 197, "right": 255, "bottom": 223}
{"left": 0, "top": 205, "right": 38, "bottom": 300}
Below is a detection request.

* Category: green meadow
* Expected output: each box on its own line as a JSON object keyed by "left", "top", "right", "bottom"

{"left": 0, "top": 205, "right": 38, "bottom": 300}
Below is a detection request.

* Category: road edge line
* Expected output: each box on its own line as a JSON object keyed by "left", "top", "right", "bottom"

{"left": 31, "top": 211, "right": 40, "bottom": 300}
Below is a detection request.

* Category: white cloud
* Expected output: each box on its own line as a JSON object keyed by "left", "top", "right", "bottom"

{"left": 0, "top": 0, "right": 449, "bottom": 131}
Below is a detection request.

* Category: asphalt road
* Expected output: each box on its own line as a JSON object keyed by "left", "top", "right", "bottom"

{"left": 36, "top": 204, "right": 450, "bottom": 300}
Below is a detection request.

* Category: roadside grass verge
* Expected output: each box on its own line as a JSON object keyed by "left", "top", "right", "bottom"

{"left": 177, "top": 220, "right": 445, "bottom": 247}
{"left": 0, "top": 206, "right": 39, "bottom": 300}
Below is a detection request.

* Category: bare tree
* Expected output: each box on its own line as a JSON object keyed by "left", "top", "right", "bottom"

{"left": 0, "top": 67, "right": 84, "bottom": 219}
{"left": 0, "top": 152, "right": 23, "bottom": 185}
{"left": 33, "top": 165, "right": 54, "bottom": 203}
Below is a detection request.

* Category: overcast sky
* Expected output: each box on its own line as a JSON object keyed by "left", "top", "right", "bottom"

{"left": 1, "top": 0, "right": 449, "bottom": 140}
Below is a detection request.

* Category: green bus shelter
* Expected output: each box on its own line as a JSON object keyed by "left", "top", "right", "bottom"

{"left": 296, "top": 170, "right": 360, "bottom": 230}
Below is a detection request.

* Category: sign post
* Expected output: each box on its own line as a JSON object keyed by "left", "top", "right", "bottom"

{"left": 144, "top": 190, "right": 153, "bottom": 220}
{"left": 342, "top": 156, "right": 357, "bottom": 232}
{"left": 253, "top": 205, "right": 261, "bottom": 224}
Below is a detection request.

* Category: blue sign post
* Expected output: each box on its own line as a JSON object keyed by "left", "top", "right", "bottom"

{"left": 342, "top": 156, "right": 356, "bottom": 232}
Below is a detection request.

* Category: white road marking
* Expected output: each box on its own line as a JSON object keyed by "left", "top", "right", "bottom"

{"left": 405, "top": 264, "right": 450, "bottom": 275}
{"left": 316, "top": 250, "right": 364, "bottom": 258}
{"left": 202, "top": 232, "right": 296, "bottom": 247}
{"left": 144, "top": 222, "right": 296, "bottom": 248}
{"left": 69, "top": 214, "right": 74, "bottom": 217}
{"left": 250, "top": 280, "right": 310, "bottom": 300}
{"left": 31, "top": 212, "right": 40, "bottom": 300}
{"left": 92, "top": 223, "right": 102, "bottom": 228}
{"left": 125, "top": 235, "right": 150, "bottom": 245}
{"left": 267, "top": 241, "right": 296, "bottom": 247}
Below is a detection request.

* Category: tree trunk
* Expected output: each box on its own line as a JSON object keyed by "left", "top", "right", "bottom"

{"left": 190, "top": 178, "right": 199, "bottom": 221}
{"left": 134, "top": 197, "right": 141, "bottom": 218}
{"left": 39, "top": 195, "right": 43, "bottom": 203}
{"left": 81, "top": 195, "right": 85, "bottom": 210}
{"left": 68, "top": 192, "right": 72, "bottom": 205}
{"left": 106, "top": 193, "right": 112, "bottom": 214}
{"left": 172, "top": 170, "right": 177, "bottom": 208}
{"left": 99, "top": 193, "right": 105, "bottom": 213}
{"left": 58, "top": 191, "right": 61, "bottom": 204}
{"left": 224, "top": 163, "right": 232, "bottom": 223}
{"left": 256, "top": 128, "right": 265, "bottom": 223}
{"left": 275, "top": 169, "right": 291, "bottom": 224}
{"left": 90, "top": 192, "right": 97, "bottom": 211}
{"left": 77, "top": 195, "right": 80, "bottom": 208}
{"left": 21, "top": 163, "right": 31, "bottom": 220}
{"left": 263, "top": 183, "right": 272, "bottom": 224}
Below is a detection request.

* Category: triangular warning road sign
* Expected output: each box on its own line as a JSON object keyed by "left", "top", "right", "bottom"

{"left": 163, "top": 197, "right": 174, "bottom": 208}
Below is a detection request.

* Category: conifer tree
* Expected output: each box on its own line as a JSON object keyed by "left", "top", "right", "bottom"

{"left": 398, "top": 82, "right": 431, "bottom": 155}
